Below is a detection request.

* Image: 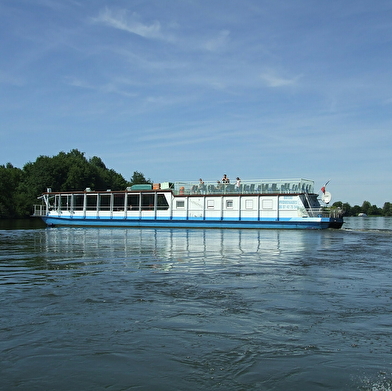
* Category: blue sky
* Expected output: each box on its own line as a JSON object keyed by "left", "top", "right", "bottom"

{"left": 1, "top": 0, "right": 392, "bottom": 206}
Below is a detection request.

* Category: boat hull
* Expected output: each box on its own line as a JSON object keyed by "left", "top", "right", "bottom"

{"left": 41, "top": 216, "right": 338, "bottom": 230}
{"left": 327, "top": 219, "right": 344, "bottom": 229}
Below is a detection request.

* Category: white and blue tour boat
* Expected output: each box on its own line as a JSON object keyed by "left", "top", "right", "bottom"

{"left": 33, "top": 178, "right": 343, "bottom": 229}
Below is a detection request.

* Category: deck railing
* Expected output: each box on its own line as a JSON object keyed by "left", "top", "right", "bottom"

{"left": 306, "top": 207, "right": 343, "bottom": 218}
{"left": 32, "top": 204, "right": 47, "bottom": 216}
{"left": 172, "top": 178, "right": 315, "bottom": 196}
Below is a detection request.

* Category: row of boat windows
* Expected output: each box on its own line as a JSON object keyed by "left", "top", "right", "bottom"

{"left": 54, "top": 194, "right": 170, "bottom": 211}
{"left": 176, "top": 199, "right": 274, "bottom": 210}
{"left": 53, "top": 194, "right": 276, "bottom": 211}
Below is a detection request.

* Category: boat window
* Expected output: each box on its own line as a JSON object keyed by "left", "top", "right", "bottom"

{"left": 262, "top": 199, "right": 273, "bottom": 209}
{"left": 207, "top": 200, "right": 214, "bottom": 209}
{"left": 113, "top": 194, "right": 125, "bottom": 211}
{"left": 86, "top": 194, "right": 98, "bottom": 210}
{"left": 141, "top": 194, "right": 154, "bottom": 210}
{"left": 127, "top": 194, "right": 140, "bottom": 210}
{"left": 100, "top": 194, "right": 111, "bottom": 211}
{"left": 176, "top": 200, "right": 185, "bottom": 208}
{"left": 73, "top": 194, "right": 84, "bottom": 210}
{"left": 157, "top": 194, "right": 169, "bottom": 210}
{"left": 245, "top": 199, "right": 253, "bottom": 209}
{"left": 59, "top": 195, "right": 71, "bottom": 211}
{"left": 226, "top": 200, "right": 233, "bottom": 208}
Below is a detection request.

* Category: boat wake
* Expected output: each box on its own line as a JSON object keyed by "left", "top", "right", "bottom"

{"left": 358, "top": 371, "right": 392, "bottom": 391}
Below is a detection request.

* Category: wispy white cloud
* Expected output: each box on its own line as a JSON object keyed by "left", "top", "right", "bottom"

{"left": 64, "top": 76, "right": 93, "bottom": 89}
{"left": 92, "top": 8, "right": 234, "bottom": 54}
{"left": 107, "top": 46, "right": 188, "bottom": 72}
{"left": 260, "top": 71, "right": 301, "bottom": 87}
{"left": 203, "top": 29, "right": 230, "bottom": 52}
{"left": 92, "top": 7, "right": 173, "bottom": 42}
{"left": 64, "top": 76, "right": 138, "bottom": 98}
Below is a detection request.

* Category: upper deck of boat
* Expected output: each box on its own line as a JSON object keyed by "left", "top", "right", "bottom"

{"left": 169, "top": 178, "right": 315, "bottom": 196}
{"left": 40, "top": 178, "right": 316, "bottom": 197}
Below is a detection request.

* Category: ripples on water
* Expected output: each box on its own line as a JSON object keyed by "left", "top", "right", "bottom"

{"left": 1, "top": 217, "right": 392, "bottom": 390}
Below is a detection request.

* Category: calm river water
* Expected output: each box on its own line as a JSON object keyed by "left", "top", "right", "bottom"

{"left": 1, "top": 217, "right": 391, "bottom": 390}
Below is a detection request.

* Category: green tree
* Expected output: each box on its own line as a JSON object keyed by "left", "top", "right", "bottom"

{"left": 88, "top": 156, "right": 128, "bottom": 190}
{"left": 342, "top": 202, "right": 352, "bottom": 216}
{"left": 368, "top": 204, "right": 382, "bottom": 216}
{"left": 89, "top": 156, "right": 107, "bottom": 170}
{"left": 361, "top": 201, "right": 371, "bottom": 215}
{"left": 101, "top": 168, "right": 129, "bottom": 190}
{"left": 351, "top": 205, "right": 361, "bottom": 216}
{"left": 382, "top": 202, "right": 392, "bottom": 216}
{"left": 20, "top": 149, "right": 129, "bottom": 194}
{"left": 0, "top": 164, "right": 23, "bottom": 217}
{"left": 332, "top": 201, "right": 343, "bottom": 208}
{"left": 11, "top": 149, "right": 130, "bottom": 217}
{"left": 0, "top": 149, "right": 152, "bottom": 218}
{"left": 130, "top": 171, "right": 152, "bottom": 185}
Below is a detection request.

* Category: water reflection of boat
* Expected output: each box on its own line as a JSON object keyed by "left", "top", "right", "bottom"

{"left": 33, "top": 178, "right": 343, "bottom": 229}
{"left": 40, "top": 228, "right": 321, "bottom": 270}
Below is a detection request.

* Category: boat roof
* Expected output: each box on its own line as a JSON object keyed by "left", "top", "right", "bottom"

{"left": 42, "top": 178, "right": 316, "bottom": 196}
{"left": 170, "top": 178, "right": 314, "bottom": 195}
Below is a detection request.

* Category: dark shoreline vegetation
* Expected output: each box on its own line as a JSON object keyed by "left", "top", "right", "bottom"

{"left": 0, "top": 149, "right": 151, "bottom": 219}
{"left": 1, "top": 149, "right": 391, "bottom": 219}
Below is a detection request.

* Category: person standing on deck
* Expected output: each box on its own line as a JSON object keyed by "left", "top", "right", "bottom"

{"left": 198, "top": 178, "right": 205, "bottom": 193}
{"left": 235, "top": 177, "right": 241, "bottom": 192}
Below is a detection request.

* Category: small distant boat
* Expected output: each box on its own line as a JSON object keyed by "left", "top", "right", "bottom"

{"left": 32, "top": 178, "right": 344, "bottom": 229}
{"left": 358, "top": 213, "right": 367, "bottom": 217}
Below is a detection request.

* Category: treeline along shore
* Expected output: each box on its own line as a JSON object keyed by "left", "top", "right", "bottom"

{"left": 1, "top": 149, "right": 391, "bottom": 219}
{"left": 0, "top": 149, "right": 151, "bottom": 219}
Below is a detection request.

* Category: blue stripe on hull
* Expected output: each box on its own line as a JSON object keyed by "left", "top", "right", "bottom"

{"left": 42, "top": 216, "right": 332, "bottom": 229}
